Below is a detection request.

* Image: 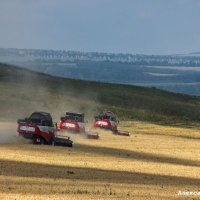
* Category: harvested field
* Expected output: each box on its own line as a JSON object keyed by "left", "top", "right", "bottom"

{"left": 0, "top": 121, "right": 200, "bottom": 199}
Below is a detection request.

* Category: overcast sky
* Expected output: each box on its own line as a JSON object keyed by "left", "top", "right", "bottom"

{"left": 0, "top": 0, "right": 200, "bottom": 54}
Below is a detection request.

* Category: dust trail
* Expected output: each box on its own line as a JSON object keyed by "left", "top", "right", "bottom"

{"left": 0, "top": 122, "right": 99, "bottom": 144}
{"left": 0, "top": 122, "right": 29, "bottom": 144}
{"left": 0, "top": 64, "right": 103, "bottom": 143}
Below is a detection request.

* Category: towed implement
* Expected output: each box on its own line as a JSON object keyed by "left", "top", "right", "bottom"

{"left": 17, "top": 112, "right": 73, "bottom": 147}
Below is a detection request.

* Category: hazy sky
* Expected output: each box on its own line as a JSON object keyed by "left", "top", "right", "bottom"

{"left": 0, "top": 0, "right": 200, "bottom": 54}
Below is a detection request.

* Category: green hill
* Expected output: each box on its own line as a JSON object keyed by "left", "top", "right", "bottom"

{"left": 0, "top": 63, "right": 200, "bottom": 124}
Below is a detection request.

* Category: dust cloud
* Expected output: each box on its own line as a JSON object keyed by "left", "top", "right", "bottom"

{"left": 0, "top": 122, "right": 29, "bottom": 144}
{"left": 0, "top": 65, "right": 102, "bottom": 144}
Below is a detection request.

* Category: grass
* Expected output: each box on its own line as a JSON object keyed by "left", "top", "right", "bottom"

{"left": 0, "top": 121, "right": 200, "bottom": 199}
{"left": 0, "top": 63, "right": 200, "bottom": 124}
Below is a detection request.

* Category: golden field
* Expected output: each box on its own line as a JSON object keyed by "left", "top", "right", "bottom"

{"left": 0, "top": 121, "right": 200, "bottom": 200}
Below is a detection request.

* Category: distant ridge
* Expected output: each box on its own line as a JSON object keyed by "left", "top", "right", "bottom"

{"left": 1, "top": 48, "right": 200, "bottom": 96}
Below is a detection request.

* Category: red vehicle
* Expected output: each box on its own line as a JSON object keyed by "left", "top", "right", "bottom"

{"left": 59, "top": 112, "right": 99, "bottom": 139}
{"left": 94, "top": 110, "right": 130, "bottom": 136}
{"left": 59, "top": 112, "right": 86, "bottom": 132}
{"left": 17, "top": 112, "right": 73, "bottom": 146}
{"left": 93, "top": 111, "right": 118, "bottom": 131}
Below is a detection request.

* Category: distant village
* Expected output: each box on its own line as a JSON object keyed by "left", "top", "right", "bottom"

{"left": 1, "top": 48, "right": 200, "bottom": 66}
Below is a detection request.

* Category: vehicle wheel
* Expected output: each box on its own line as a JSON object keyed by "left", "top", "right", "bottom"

{"left": 33, "top": 137, "right": 39, "bottom": 144}
{"left": 33, "top": 137, "right": 45, "bottom": 145}
{"left": 40, "top": 138, "right": 45, "bottom": 145}
{"left": 68, "top": 143, "right": 73, "bottom": 147}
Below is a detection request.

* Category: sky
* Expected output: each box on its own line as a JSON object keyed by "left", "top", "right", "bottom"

{"left": 0, "top": 0, "right": 200, "bottom": 55}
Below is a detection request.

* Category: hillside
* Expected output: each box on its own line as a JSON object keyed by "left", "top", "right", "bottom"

{"left": 0, "top": 63, "right": 200, "bottom": 124}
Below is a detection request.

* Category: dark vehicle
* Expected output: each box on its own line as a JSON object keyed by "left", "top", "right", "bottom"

{"left": 17, "top": 112, "right": 73, "bottom": 147}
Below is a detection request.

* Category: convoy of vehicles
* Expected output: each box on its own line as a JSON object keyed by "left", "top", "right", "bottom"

{"left": 17, "top": 110, "right": 130, "bottom": 147}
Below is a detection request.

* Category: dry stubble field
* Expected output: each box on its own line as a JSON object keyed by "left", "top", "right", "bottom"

{"left": 0, "top": 121, "right": 200, "bottom": 200}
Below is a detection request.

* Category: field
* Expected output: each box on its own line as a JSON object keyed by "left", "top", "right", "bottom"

{"left": 1, "top": 121, "right": 200, "bottom": 199}
{"left": 1, "top": 64, "right": 200, "bottom": 199}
